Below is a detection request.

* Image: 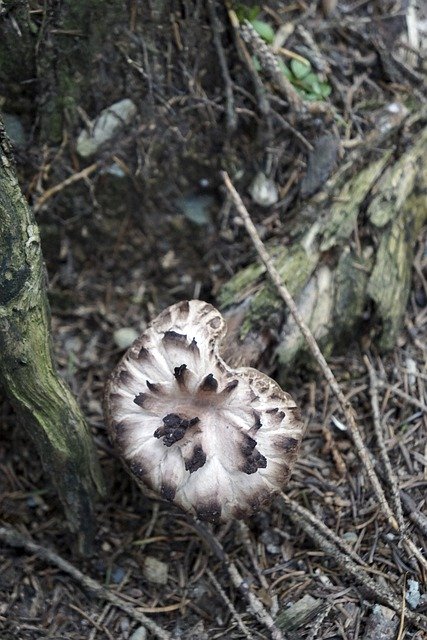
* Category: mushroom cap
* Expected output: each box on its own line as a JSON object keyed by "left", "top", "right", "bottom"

{"left": 104, "top": 300, "right": 305, "bottom": 523}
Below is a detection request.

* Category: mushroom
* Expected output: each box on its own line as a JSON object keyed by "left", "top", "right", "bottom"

{"left": 104, "top": 300, "right": 305, "bottom": 523}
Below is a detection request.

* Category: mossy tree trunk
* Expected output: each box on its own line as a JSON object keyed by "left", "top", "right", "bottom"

{"left": 0, "top": 0, "right": 124, "bottom": 143}
{"left": 0, "top": 125, "right": 104, "bottom": 554}
{"left": 36, "top": 0, "right": 125, "bottom": 143}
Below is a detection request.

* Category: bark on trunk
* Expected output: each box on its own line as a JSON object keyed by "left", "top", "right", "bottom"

{"left": 36, "top": 0, "right": 125, "bottom": 143}
{"left": 0, "top": 125, "right": 104, "bottom": 554}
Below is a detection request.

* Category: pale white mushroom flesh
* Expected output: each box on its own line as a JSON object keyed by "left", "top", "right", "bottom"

{"left": 104, "top": 300, "right": 305, "bottom": 523}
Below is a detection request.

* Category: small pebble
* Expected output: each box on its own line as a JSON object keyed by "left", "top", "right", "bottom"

{"left": 342, "top": 531, "right": 358, "bottom": 543}
{"left": 406, "top": 579, "right": 421, "bottom": 609}
{"left": 248, "top": 172, "right": 278, "bottom": 207}
{"left": 111, "top": 566, "right": 126, "bottom": 584}
{"left": 77, "top": 98, "right": 137, "bottom": 157}
{"left": 129, "top": 626, "right": 147, "bottom": 640}
{"left": 142, "top": 556, "right": 169, "bottom": 585}
{"left": 114, "top": 327, "right": 139, "bottom": 350}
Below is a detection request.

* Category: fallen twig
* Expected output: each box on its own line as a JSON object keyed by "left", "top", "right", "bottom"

{"left": 33, "top": 162, "right": 99, "bottom": 212}
{"left": 365, "top": 355, "right": 405, "bottom": 529}
{"left": 364, "top": 356, "right": 427, "bottom": 572}
{"left": 189, "top": 518, "right": 286, "bottom": 640}
{"left": 279, "top": 496, "right": 427, "bottom": 631}
{"left": 0, "top": 525, "right": 172, "bottom": 640}
{"left": 207, "top": 0, "right": 237, "bottom": 131}
{"left": 376, "top": 380, "right": 427, "bottom": 414}
{"left": 206, "top": 568, "right": 255, "bottom": 640}
{"left": 221, "top": 171, "right": 399, "bottom": 532}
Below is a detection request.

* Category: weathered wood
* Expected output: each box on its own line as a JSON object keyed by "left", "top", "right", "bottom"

{"left": 0, "top": 125, "right": 104, "bottom": 554}
{"left": 219, "top": 118, "right": 427, "bottom": 375}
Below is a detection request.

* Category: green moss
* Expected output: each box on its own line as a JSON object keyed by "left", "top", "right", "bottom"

{"left": 320, "top": 152, "right": 392, "bottom": 251}
{"left": 218, "top": 261, "right": 266, "bottom": 309}
{"left": 219, "top": 242, "right": 318, "bottom": 339}
{"left": 333, "top": 247, "right": 370, "bottom": 340}
{"left": 0, "top": 132, "right": 104, "bottom": 553}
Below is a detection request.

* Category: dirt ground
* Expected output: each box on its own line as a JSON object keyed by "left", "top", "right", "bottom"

{"left": 1, "top": 1, "right": 427, "bottom": 639}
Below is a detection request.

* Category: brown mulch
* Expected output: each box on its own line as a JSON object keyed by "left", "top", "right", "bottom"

{"left": 1, "top": 1, "right": 427, "bottom": 639}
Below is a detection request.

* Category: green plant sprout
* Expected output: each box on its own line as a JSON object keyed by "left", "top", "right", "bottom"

{"left": 235, "top": 4, "right": 332, "bottom": 101}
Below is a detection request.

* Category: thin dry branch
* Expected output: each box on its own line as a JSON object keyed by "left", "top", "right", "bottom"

{"left": 365, "top": 356, "right": 427, "bottom": 572}
{"left": 279, "top": 493, "right": 368, "bottom": 568}
{"left": 280, "top": 496, "right": 427, "bottom": 632}
{"left": 206, "top": 568, "right": 255, "bottom": 640}
{"left": 221, "top": 171, "right": 399, "bottom": 532}
{"left": 377, "top": 380, "right": 427, "bottom": 414}
{"left": 189, "top": 519, "right": 286, "bottom": 640}
{"left": 207, "top": 0, "right": 237, "bottom": 131}
{"left": 33, "top": 162, "right": 99, "bottom": 212}
{"left": 365, "top": 355, "right": 405, "bottom": 529}
{"left": 0, "top": 525, "right": 171, "bottom": 640}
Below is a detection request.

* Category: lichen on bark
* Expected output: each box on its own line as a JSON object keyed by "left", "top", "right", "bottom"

{"left": 0, "top": 125, "right": 104, "bottom": 554}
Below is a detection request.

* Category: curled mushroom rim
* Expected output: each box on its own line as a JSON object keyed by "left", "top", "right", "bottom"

{"left": 104, "top": 300, "right": 305, "bottom": 523}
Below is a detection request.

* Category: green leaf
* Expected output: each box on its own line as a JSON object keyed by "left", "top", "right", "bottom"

{"left": 235, "top": 4, "right": 261, "bottom": 22}
{"left": 320, "top": 82, "right": 332, "bottom": 98}
{"left": 301, "top": 72, "right": 322, "bottom": 95}
{"left": 277, "top": 58, "right": 292, "bottom": 80}
{"left": 305, "top": 92, "right": 319, "bottom": 102}
{"left": 251, "top": 19, "right": 275, "bottom": 43}
{"left": 252, "top": 55, "right": 261, "bottom": 72}
{"left": 247, "top": 6, "right": 261, "bottom": 21}
{"left": 290, "top": 58, "right": 311, "bottom": 79}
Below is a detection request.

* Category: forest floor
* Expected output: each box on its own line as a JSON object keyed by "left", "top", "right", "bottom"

{"left": 1, "top": 2, "right": 427, "bottom": 639}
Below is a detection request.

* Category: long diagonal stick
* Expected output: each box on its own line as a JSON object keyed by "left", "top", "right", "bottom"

{"left": 221, "top": 171, "right": 399, "bottom": 532}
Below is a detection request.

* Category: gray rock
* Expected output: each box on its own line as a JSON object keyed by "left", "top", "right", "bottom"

{"left": 77, "top": 99, "right": 137, "bottom": 157}
{"left": 248, "top": 172, "right": 278, "bottom": 207}
{"left": 142, "top": 556, "right": 169, "bottom": 585}
{"left": 114, "top": 327, "right": 139, "bottom": 350}
{"left": 129, "top": 627, "right": 147, "bottom": 640}
{"left": 2, "top": 113, "right": 26, "bottom": 147}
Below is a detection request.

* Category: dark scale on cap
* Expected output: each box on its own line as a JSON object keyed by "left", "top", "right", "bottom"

{"left": 119, "top": 370, "right": 130, "bottom": 384}
{"left": 209, "top": 316, "right": 221, "bottom": 329}
{"left": 252, "top": 410, "right": 262, "bottom": 429}
{"left": 137, "top": 346, "right": 150, "bottom": 360}
{"left": 292, "top": 407, "right": 303, "bottom": 422}
{"left": 161, "top": 484, "right": 176, "bottom": 502}
{"left": 266, "top": 407, "right": 286, "bottom": 424}
{"left": 222, "top": 379, "right": 239, "bottom": 394}
{"left": 199, "top": 373, "right": 218, "bottom": 392}
{"left": 196, "top": 502, "right": 222, "bottom": 524}
{"left": 177, "top": 300, "right": 190, "bottom": 315}
{"left": 158, "top": 309, "right": 172, "bottom": 325}
{"left": 163, "top": 330, "right": 188, "bottom": 346}
{"left": 174, "top": 364, "right": 187, "bottom": 385}
{"left": 185, "top": 445, "right": 207, "bottom": 473}
{"left": 241, "top": 449, "right": 267, "bottom": 475}
{"left": 154, "top": 413, "right": 200, "bottom": 447}
{"left": 146, "top": 380, "right": 162, "bottom": 394}
{"left": 189, "top": 338, "right": 200, "bottom": 355}
{"left": 277, "top": 436, "right": 299, "bottom": 453}
{"left": 129, "top": 460, "right": 147, "bottom": 479}
{"left": 112, "top": 421, "right": 128, "bottom": 448}
{"left": 134, "top": 393, "right": 147, "bottom": 407}
{"left": 241, "top": 435, "right": 257, "bottom": 456}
